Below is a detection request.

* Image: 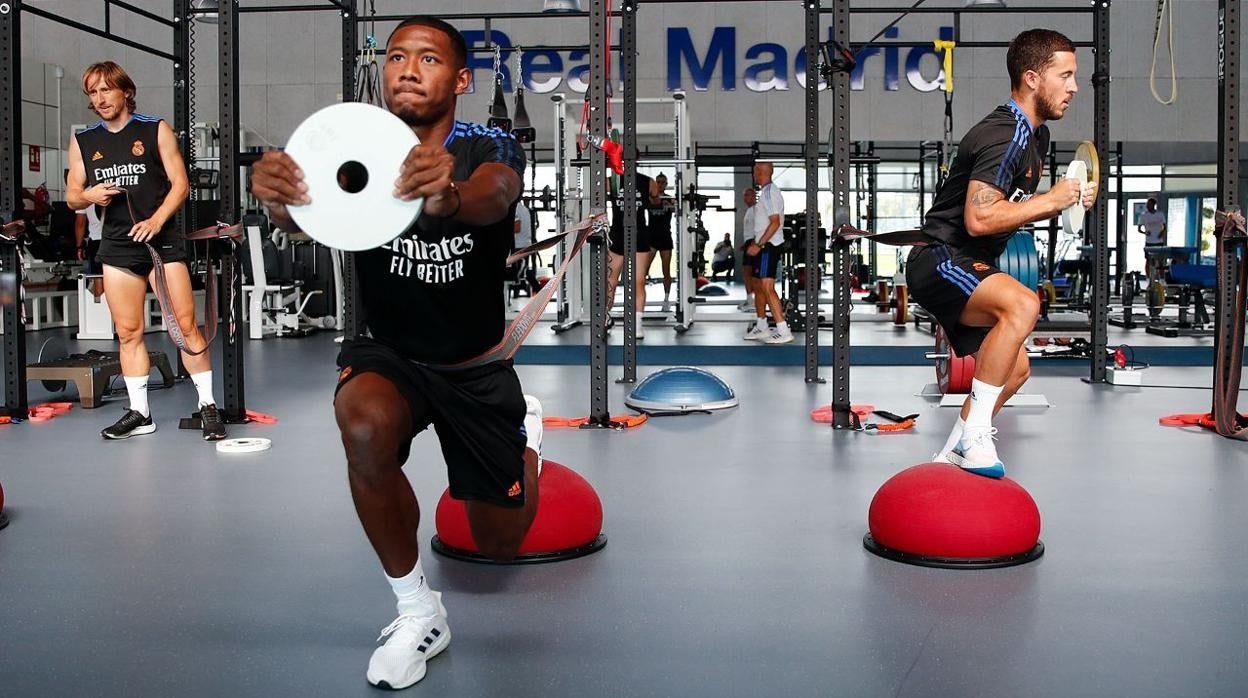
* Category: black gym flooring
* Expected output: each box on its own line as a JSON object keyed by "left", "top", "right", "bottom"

{"left": 1, "top": 329, "right": 1246, "bottom": 696}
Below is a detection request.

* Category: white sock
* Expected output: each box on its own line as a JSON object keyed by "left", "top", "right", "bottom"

{"left": 942, "top": 416, "right": 966, "bottom": 455}
{"left": 124, "top": 375, "right": 149, "bottom": 417}
{"left": 965, "top": 379, "right": 1003, "bottom": 431}
{"left": 387, "top": 558, "right": 438, "bottom": 617}
{"left": 754, "top": 316, "right": 766, "bottom": 329}
{"left": 190, "top": 370, "right": 215, "bottom": 408}
{"left": 776, "top": 321, "right": 789, "bottom": 332}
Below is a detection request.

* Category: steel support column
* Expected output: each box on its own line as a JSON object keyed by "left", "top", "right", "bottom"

{"left": 1213, "top": 0, "right": 1241, "bottom": 423}
{"left": 828, "top": 0, "right": 851, "bottom": 425}
{"left": 620, "top": 0, "right": 638, "bottom": 383}
{"left": 804, "top": 0, "right": 822, "bottom": 384}
{"left": 218, "top": 0, "right": 246, "bottom": 420}
{"left": 0, "top": 0, "right": 25, "bottom": 418}
{"left": 586, "top": 0, "right": 610, "bottom": 424}
{"left": 341, "top": 2, "right": 363, "bottom": 340}
{"left": 1088, "top": 0, "right": 1111, "bottom": 383}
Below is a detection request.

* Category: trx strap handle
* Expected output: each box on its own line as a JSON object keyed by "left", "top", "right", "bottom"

{"left": 115, "top": 188, "right": 243, "bottom": 356}
{"left": 441, "top": 213, "right": 608, "bottom": 370}
{"left": 833, "top": 224, "right": 932, "bottom": 247}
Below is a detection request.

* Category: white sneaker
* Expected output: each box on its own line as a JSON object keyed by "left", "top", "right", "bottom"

{"left": 932, "top": 450, "right": 955, "bottom": 465}
{"left": 661, "top": 300, "right": 671, "bottom": 314}
{"left": 947, "top": 427, "right": 1005, "bottom": 478}
{"left": 523, "top": 395, "right": 543, "bottom": 476}
{"left": 763, "top": 327, "right": 794, "bottom": 344}
{"left": 737, "top": 298, "right": 755, "bottom": 312}
{"left": 743, "top": 323, "right": 768, "bottom": 340}
{"left": 366, "top": 593, "right": 452, "bottom": 690}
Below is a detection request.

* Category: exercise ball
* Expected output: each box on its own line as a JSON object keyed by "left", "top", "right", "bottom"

{"left": 864, "top": 462, "right": 1043, "bottom": 569}
{"left": 432, "top": 460, "right": 605, "bottom": 564}
{"left": 625, "top": 366, "right": 738, "bottom": 413}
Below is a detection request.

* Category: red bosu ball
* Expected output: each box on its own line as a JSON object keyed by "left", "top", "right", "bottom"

{"left": 864, "top": 462, "right": 1043, "bottom": 569}
{"left": 432, "top": 460, "right": 606, "bottom": 564}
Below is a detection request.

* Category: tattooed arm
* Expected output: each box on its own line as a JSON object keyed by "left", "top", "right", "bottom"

{"left": 962, "top": 178, "right": 1081, "bottom": 237}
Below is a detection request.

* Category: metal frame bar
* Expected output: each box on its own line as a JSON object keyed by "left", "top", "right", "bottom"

{"left": 365, "top": 10, "right": 621, "bottom": 22}
{"left": 1213, "top": 0, "right": 1241, "bottom": 423}
{"left": 619, "top": 0, "right": 638, "bottom": 384}
{"left": 804, "top": 0, "right": 822, "bottom": 385}
{"left": 828, "top": 0, "right": 850, "bottom": 422}
{"left": 218, "top": 0, "right": 246, "bottom": 421}
{"left": 586, "top": 0, "right": 610, "bottom": 424}
{"left": 20, "top": 3, "right": 177, "bottom": 61}
{"left": 109, "top": 0, "right": 178, "bottom": 28}
{"left": 1087, "top": 0, "right": 1111, "bottom": 384}
{"left": 239, "top": 4, "right": 345, "bottom": 12}
{"left": 341, "top": 1, "right": 364, "bottom": 341}
{"left": 1, "top": 0, "right": 26, "bottom": 418}
{"left": 1113, "top": 141, "right": 1126, "bottom": 296}
{"left": 845, "top": 4, "right": 1091, "bottom": 14}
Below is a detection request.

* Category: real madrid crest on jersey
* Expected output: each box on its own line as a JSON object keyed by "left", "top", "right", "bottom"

{"left": 132, "top": 140, "right": 145, "bottom": 157}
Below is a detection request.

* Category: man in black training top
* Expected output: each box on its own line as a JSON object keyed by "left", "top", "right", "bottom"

{"left": 251, "top": 17, "right": 541, "bottom": 690}
{"left": 66, "top": 61, "right": 226, "bottom": 442}
{"left": 907, "top": 29, "right": 1097, "bottom": 479}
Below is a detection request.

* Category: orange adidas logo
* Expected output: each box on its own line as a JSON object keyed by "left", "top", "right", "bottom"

{"left": 507, "top": 481, "right": 522, "bottom": 498}
{"left": 91, "top": 151, "right": 104, "bottom": 162}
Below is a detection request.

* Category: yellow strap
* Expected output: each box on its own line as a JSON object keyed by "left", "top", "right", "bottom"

{"left": 934, "top": 39, "right": 956, "bottom": 94}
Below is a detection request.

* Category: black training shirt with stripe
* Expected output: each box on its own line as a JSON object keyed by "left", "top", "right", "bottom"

{"left": 355, "top": 121, "right": 525, "bottom": 364}
{"left": 75, "top": 114, "right": 176, "bottom": 243}
{"left": 922, "top": 100, "right": 1050, "bottom": 260}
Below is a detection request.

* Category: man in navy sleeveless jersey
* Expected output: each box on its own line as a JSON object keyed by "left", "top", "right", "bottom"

{"left": 251, "top": 17, "right": 541, "bottom": 690}
{"left": 906, "top": 30, "right": 1098, "bottom": 479}
{"left": 66, "top": 61, "right": 226, "bottom": 442}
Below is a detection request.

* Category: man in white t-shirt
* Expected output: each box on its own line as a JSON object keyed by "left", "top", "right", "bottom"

{"left": 511, "top": 199, "right": 535, "bottom": 297}
{"left": 513, "top": 199, "right": 533, "bottom": 249}
{"left": 743, "top": 161, "right": 791, "bottom": 344}
{"left": 75, "top": 204, "right": 104, "bottom": 296}
{"left": 1137, "top": 197, "right": 1167, "bottom": 276}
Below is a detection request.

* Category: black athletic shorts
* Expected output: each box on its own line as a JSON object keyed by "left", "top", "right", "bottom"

{"left": 756, "top": 244, "right": 781, "bottom": 279}
{"left": 648, "top": 224, "right": 674, "bottom": 252}
{"left": 742, "top": 242, "right": 759, "bottom": 273}
{"left": 609, "top": 215, "right": 651, "bottom": 255}
{"left": 98, "top": 235, "right": 188, "bottom": 276}
{"left": 905, "top": 244, "right": 1003, "bottom": 356}
{"left": 334, "top": 337, "right": 529, "bottom": 508}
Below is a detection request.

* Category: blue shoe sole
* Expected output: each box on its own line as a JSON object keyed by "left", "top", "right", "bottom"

{"left": 960, "top": 464, "right": 1005, "bottom": 479}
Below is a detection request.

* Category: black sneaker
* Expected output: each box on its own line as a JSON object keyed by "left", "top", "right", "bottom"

{"left": 101, "top": 409, "right": 156, "bottom": 440}
{"left": 199, "top": 403, "right": 227, "bottom": 442}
